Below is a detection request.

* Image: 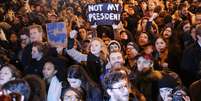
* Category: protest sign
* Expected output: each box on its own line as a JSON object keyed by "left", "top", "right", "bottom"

{"left": 87, "top": 3, "right": 122, "bottom": 25}
{"left": 46, "top": 22, "right": 67, "bottom": 47}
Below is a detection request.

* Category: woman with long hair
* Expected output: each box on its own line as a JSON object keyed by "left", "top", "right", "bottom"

{"left": 66, "top": 65, "right": 102, "bottom": 101}
{"left": 66, "top": 36, "right": 108, "bottom": 84}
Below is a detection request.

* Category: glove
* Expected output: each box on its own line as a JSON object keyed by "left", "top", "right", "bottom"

{"left": 69, "top": 30, "right": 78, "bottom": 39}
{"left": 91, "top": 22, "right": 97, "bottom": 29}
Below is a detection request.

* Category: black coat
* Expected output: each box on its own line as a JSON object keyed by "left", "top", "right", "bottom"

{"left": 180, "top": 42, "right": 201, "bottom": 87}
{"left": 86, "top": 53, "right": 105, "bottom": 84}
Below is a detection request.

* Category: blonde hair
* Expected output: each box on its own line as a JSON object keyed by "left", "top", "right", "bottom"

{"left": 29, "top": 24, "right": 43, "bottom": 33}
{"left": 90, "top": 38, "right": 109, "bottom": 62}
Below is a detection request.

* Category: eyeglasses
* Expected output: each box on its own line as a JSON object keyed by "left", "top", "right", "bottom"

{"left": 111, "top": 84, "right": 128, "bottom": 90}
{"left": 63, "top": 95, "right": 80, "bottom": 101}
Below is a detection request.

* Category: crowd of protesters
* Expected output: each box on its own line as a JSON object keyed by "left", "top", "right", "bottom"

{"left": 0, "top": 0, "right": 201, "bottom": 101}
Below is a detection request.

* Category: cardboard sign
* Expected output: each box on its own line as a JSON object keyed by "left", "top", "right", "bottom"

{"left": 46, "top": 22, "right": 67, "bottom": 47}
{"left": 87, "top": 3, "right": 122, "bottom": 25}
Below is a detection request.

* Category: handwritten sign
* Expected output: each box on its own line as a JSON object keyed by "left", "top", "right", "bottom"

{"left": 87, "top": 3, "right": 122, "bottom": 25}
{"left": 46, "top": 22, "right": 67, "bottom": 47}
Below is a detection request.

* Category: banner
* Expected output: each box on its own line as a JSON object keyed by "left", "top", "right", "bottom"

{"left": 46, "top": 22, "right": 67, "bottom": 47}
{"left": 87, "top": 3, "right": 122, "bottom": 25}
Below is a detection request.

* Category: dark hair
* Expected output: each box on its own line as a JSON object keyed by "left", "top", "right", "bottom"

{"left": 67, "top": 65, "right": 97, "bottom": 88}
{"left": 0, "top": 64, "right": 22, "bottom": 79}
{"left": 62, "top": 87, "right": 85, "bottom": 101}
{"left": 44, "top": 56, "right": 67, "bottom": 82}
{"left": 178, "top": 3, "right": 188, "bottom": 11}
{"left": 136, "top": 32, "right": 152, "bottom": 46}
{"left": 67, "top": 64, "right": 101, "bottom": 101}
{"left": 23, "top": 75, "right": 46, "bottom": 101}
{"left": 67, "top": 65, "right": 83, "bottom": 79}
{"left": 32, "top": 42, "right": 44, "bottom": 53}
{"left": 103, "top": 71, "right": 127, "bottom": 89}
{"left": 196, "top": 24, "right": 201, "bottom": 36}
{"left": 2, "top": 79, "right": 31, "bottom": 101}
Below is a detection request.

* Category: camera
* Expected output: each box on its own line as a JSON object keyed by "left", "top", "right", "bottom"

{"left": 172, "top": 90, "right": 185, "bottom": 101}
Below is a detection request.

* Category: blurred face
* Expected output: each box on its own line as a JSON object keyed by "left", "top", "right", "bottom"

{"left": 10, "top": 33, "right": 17, "bottom": 43}
{"left": 108, "top": 80, "right": 129, "bottom": 101}
{"left": 181, "top": 7, "right": 188, "bottom": 16}
{"left": 120, "top": 32, "right": 128, "bottom": 40}
{"left": 196, "top": 14, "right": 201, "bottom": 24}
{"left": 67, "top": 78, "right": 82, "bottom": 89}
{"left": 155, "top": 38, "right": 167, "bottom": 52}
{"left": 137, "top": 56, "right": 152, "bottom": 72}
{"left": 138, "top": 33, "right": 149, "bottom": 46}
{"left": 79, "top": 28, "right": 87, "bottom": 40}
{"left": 148, "top": 1, "right": 156, "bottom": 10}
{"left": 142, "top": 19, "right": 148, "bottom": 30}
{"left": 141, "top": 2, "right": 147, "bottom": 11}
{"left": 128, "top": 7, "right": 134, "bottom": 15}
{"left": 90, "top": 40, "right": 101, "bottom": 56}
{"left": 29, "top": 28, "right": 42, "bottom": 43}
{"left": 160, "top": 88, "right": 173, "bottom": 101}
{"left": 0, "top": 66, "right": 13, "bottom": 85}
{"left": 122, "top": 12, "right": 129, "bottom": 19}
{"left": 63, "top": 90, "right": 81, "bottom": 101}
{"left": 103, "top": 37, "right": 111, "bottom": 46}
{"left": 109, "top": 43, "right": 120, "bottom": 53}
{"left": 191, "top": 28, "right": 196, "bottom": 40}
{"left": 20, "top": 34, "right": 30, "bottom": 48}
{"left": 31, "top": 46, "right": 42, "bottom": 59}
{"left": 144, "top": 46, "right": 153, "bottom": 55}
{"left": 126, "top": 45, "right": 138, "bottom": 59}
{"left": 109, "top": 52, "right": 124, "bottom": 66}
{"left": 166, "top": 1, "right": 174, "bottom": 9}
{"left": 163, "top": 27, "right": 172, "bottom": 39}
{"left": 183, "top": 23, "right": 191, "bottom": 32}
{"left": 42, "top": 62, "right": 57, "bottom": 80}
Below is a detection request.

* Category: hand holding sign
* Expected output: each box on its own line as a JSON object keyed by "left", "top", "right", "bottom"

{"left": 69, "top": 30, "right": 78, "bottom": 39}
{"left": 46, "top": 22, "right": 67, "bottom": 48}
{"left": 87, "top": 3, "right": 122, "bottom": 25}
{"left": 91, "top": 22, "right": 98, "bottom": 28}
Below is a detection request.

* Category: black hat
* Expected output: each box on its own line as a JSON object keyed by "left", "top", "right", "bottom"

{"left": 127, "top": 42, "right": 140, "bottom": 52}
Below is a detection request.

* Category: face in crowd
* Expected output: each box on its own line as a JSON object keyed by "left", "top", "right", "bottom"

{"left": 109, "top": 52, "right": 125, "bottom": 66}
{"left": 155, "top": 37, "right": 167, "bottom": 53}
{"left": 31, "top": 46, "right": 43, "bottom": 60}
{"left": 126, "top": 45, "right": 138, "bottom": 60}
{"left": 137, "top": 56, "right": 153, "bottom": 72}
{"left": 29, "top": 27, "right": 43, "bottom": 43}
{"left": 138, "top": 32, "right": 149, "bottom": 46}
{"left": 67, "top": 78, "right": 82, "bottom": 89}
{"left": 107, "top": 79, "right": 129, "bottom": 101}
{"left": 63, "top": 89, "right": 83, "bottom": 101}
{"left": 42, "top": 62, "right": 57, "bottom": 81}
{"left": 196, "top": 14, "right": 201, "bottom": 25}
{"left": 108, "top": 41, "right": 121, "bottom": 53}
{"left": 162, "top": 27, "right": 172, "bottom": 39}
{"left": 0, "top": 66, "right": 15, "bottom": 86}
{"left": 182, "top": 23, "right": 191, "bottom": 33}
{"left": 90, "top": 40, "right": 102, "bottom": 56}
{"left": 78, "top": 28, "right": 87, "bottom": 40}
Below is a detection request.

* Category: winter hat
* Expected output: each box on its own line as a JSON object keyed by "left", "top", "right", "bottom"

{"left": 108, "top": 40, "right": 121, "bottom": 52}
{"left": 127, "top": 42, "right": 140, "bottom": 52}
{"left": 159, "top": 74, "right": 177, "bottom": 88}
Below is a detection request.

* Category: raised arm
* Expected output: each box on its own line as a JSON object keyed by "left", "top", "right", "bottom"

{"left": 64, "top": 30, "right": 87, "bottom": 63}
{"left": 65, "top": 48, "right": 87, "bottom": 63}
